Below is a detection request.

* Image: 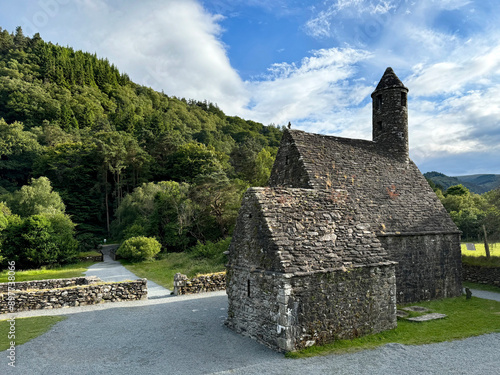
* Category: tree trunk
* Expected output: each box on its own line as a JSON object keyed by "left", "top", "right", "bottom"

{"left": 105, "top": 170, "right": 110, "bottom": 235}
{"left": 483, "top": 224, "right": 491, "bottom": 259}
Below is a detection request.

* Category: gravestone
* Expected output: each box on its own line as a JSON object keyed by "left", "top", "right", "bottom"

{"left": 466, "top": 243, "right": 476, "bottom": 251}
{"left": 407, "top": 313, "right": 447, "bottom": 322}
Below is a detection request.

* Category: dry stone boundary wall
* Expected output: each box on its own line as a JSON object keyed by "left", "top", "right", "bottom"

{"left": 462, "top": 265, "right": 500, "bottom": 287}
{"left": 0, "top": 276, "right": 147, "bottom": 313}
{"left": 173, "top": 272, "right": 226, "bottom": 295}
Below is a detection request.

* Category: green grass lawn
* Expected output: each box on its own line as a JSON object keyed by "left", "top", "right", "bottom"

{"left": 461, "top": 242, "right": 500, "bottom": 257}
{"left": 461, "top": 242, "right": 500, "bottom": 267}
{"left": 120, "top": 252, "right": 226, "bottom": 290}
{"left": 0, "top": 261, "right": 97, "bottom": 283}
{"left": 0, "top": 316, "right": 67, "bottom": 351}
{"left": 287, "top": 295, "right": 500, "bottom": 358}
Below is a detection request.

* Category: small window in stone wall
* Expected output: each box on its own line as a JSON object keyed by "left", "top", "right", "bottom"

{"left": 247, "top": 279, "right": 251, "bottom": 297}
{"left": 401, "top": 92, "right": 407, "bottom": 107}
{"left": 285, "top": 155, "right": 289, "bottom": 165}
{"left": 377, "top": 121, "right": 383, "bottom": 131}
{"left": 376, "top": 94, "right": 382, "bottom": 110}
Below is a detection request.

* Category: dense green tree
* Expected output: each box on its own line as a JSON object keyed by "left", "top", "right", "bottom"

{"left": 253, "top": 147, "right": 276, "bottom": 186}
{"left": 438, "top": 184, "right": 498, "bottom": 241}
{"left": 165, "top": 142, "right": 228, "bottom": 183}
{"left": 0, "top": 214, "right": 77, "bottom": 270}
{"left": 33, "top": 141, "right": 104, "bottom": 234}
{"left": 95, "top": 131, "right": 151, "bottom": 231}
{"left": 0, "top": 119, "right": 43, "bottom": 191}
{"left": 8, "top": 176, "right": 65, "bottom": 217}
{"left": 112, "top": 181, "right": 175, "bottom": 239}
{"left": 482, "top": 189, "right": 500, "bottom": 242}
{"left": 445, "top": 184, "right": 469, "bottom": 196}
{"left": 148, "top": 181, "right": 194, "bottom": 251}
{"left": 190, "top": 172, "right": 246, "bottom": 240}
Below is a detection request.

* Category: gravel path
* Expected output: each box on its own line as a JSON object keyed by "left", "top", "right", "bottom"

{"left": 85, "top": 247, "right": 172, "bottom": 299}
{"left": 3, "top": 252, "right": 499, "bottom": 375}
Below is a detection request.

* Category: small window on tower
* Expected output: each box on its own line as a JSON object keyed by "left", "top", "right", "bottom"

{"left": 377, "top": 121, "right": 383, "bottom": 131}
{"left": 247, "top": 279, "right": 251, "bottom": 297}
{"left": 285, "top": 155, "right": 289, "bottom": 165}
{"left": 376, "top": 94, "right": 382, "bottom": 110}
{"left": 401, "top": 92, "right": 407, "bottom": 107}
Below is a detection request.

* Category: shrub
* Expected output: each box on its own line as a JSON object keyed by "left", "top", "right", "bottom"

{"left": 188, "top": 237, "right": 231, "bottom": 264}
{"left": 1, "top": 214, "right": 79, "bottom": 270}
{"left": 117, "top": 236, "right": 161, "bottom": 261}
{"left": 122, "top": 222, "right": 146, "bottom": 241}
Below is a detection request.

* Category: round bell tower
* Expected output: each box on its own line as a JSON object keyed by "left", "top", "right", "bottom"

{"left": 371, "top": 67, "right": 409, "bottom": 162}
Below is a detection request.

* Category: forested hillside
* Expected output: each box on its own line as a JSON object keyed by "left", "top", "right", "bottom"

{"left": 0, "top": 27, "right": 283, "bottom": 260}
{"left": 425, "top": 180, "right": 500, "bottom": 243}
{"left": 424, "top": 171, "right": 500, "bottom": 194}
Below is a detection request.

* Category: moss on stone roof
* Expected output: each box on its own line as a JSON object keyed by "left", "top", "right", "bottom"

{"left": 269, "top": 129, "right": 459, "bottom": 235}
{"left": 228, "top": 187, "right": 394, "bottom": 274}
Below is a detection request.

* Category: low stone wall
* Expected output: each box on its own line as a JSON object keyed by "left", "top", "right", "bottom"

{"left": 0, "top": 277, "right": 147, "bottom": 314}
{"left": 108, "top": 245, "right": 120, "bottom": 261}
{"left": 463, "top": 264, "right": 500, "bottom": 287}
{"left": 78, "top": 254, "right": 104, "bottom": 262}
{"left": 173, "top": 272, "right": 226, "bottom": 295}
{"left": 0, "top": 276, "right": 100, "bottom": 293}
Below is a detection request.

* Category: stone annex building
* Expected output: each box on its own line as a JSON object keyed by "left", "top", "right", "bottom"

{"left": 225, "top": 68, "right": 463, "bottom": 352}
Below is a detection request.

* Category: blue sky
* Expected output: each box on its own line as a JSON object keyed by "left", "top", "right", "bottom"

{"left": 1, "top": 0, "right": 499, "bottom": 176}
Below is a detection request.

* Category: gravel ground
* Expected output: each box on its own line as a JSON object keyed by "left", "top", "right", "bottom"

{"left": 3, "top": 253, "right": 499, "bottom": 375}
{"left": 2, "top": 290, "right": 500, "bottom": 375}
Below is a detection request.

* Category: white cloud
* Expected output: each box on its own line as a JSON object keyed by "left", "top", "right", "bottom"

{"left": 95, "top": 1, "right": 247, "bottom": 113}
{"left": 241, "top": 48, "right": 372, "bottom": 130}
{"left": 406, "top": 40, "right": 500, "bottom": 96}
{"left": 304, "top": 0, "right": 397, "bottom": 38}
{"left": 409, "top": 85, "right": 500, "bottom": 170}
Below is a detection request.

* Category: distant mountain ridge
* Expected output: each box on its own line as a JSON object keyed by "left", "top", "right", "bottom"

{"left": 424, "top": 172, "right": 500, "bottom": 194}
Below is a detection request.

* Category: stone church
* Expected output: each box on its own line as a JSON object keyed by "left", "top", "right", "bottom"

{"left": 226, "top": 68, "right": 462, "bottom": 352}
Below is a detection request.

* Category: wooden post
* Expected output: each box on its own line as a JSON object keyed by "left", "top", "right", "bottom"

{"left": 483, "top": 224, "right": 491, "bottom": 259}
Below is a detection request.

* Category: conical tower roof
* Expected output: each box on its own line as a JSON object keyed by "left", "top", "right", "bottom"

{"left": 374, "top": 67, "right": 407, "bottom": 91}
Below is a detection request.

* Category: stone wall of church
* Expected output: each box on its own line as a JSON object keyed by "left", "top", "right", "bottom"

{"left": 226, "top": 264, "right": 397, "bottom": 352}
{"left": 378, "top": 233, "right": 462, "bottom": 303}
{"left": 268, "top": 130, "right": 312, "bottom": 189}
{"left": 287, "top": 264, "right": 397, "bottom": 351}
{"left": 226, "top": 267, "right": 285, "bottom": 351}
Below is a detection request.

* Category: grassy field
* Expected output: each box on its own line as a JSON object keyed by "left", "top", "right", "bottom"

{"left": 461, "top": 242, "right": 500, "bottom": 257}
{"left": 0, "top": 316, "right": 67, "bottom": 351}
{"left": 287, "top": 295, "right": 500, "bottom": 358}
{"left": 0, "top": 261, "right": 97, "bottom": 283}
{"left": 120, "top": 252, "right": 226, "bottom": 290}
{"left": 461, "top": 242, "right": 500, "bottom": 267}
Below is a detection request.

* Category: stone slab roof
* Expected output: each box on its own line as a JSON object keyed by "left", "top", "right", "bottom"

{"left": 269, "top": 129, "right": 459, "bottom": 235}
{"left": 228, "top": 187, "right": 394, "bottom": 275}
{"left": 375, "top": 67, "right": 408, "bottom": 91}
